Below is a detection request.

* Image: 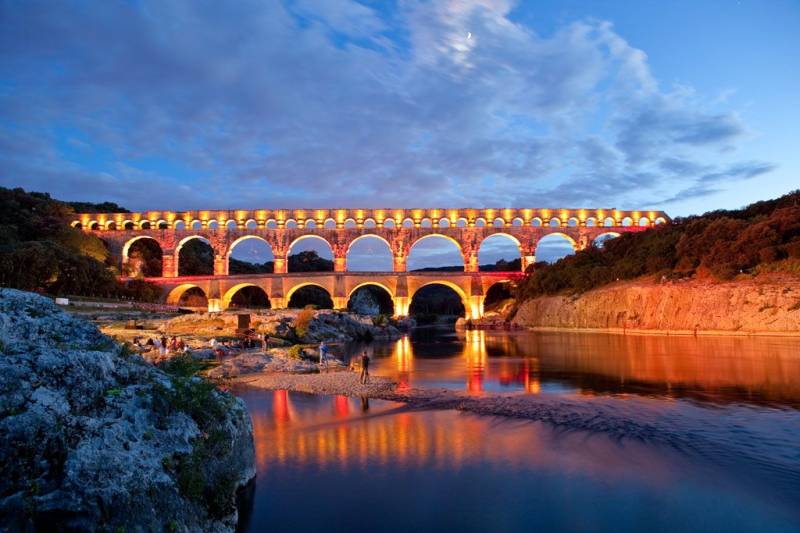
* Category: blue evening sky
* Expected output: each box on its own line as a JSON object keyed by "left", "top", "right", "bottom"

{"left": 1, "top": 1, "right": 798, "bottom": 268}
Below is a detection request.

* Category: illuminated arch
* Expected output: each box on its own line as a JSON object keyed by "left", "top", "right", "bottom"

{"left": 266, "top": 219, "right": 277, "bottom": 229}
{"left": 323, "top": 218, "right": 337, "bottom": 229}
{"left": 140, "top": 220, "right": 152, "bottom": 229}
{"left": 245, "top": 219, "right": 258, "bottom": 230}
{"left": 222, "top": 283, "right": 270, "bottom": 310}
{"left": 474, "top": 218, "right": 487, "bottom": 227}
{"left": 408, "top": 233, "right": 464, "bottom": 259}
{"left": 88, "top": 221, "right": 99, "bottom": 230}
{"left": 363, "top": 218, "right": 377, "bottom": 228}
{"left": 549, "top": 217, "right": 561, "bottom": 227}
{"left": 288, "top": 234, "right": 333, "bottom": 255}
{"left": 534, "top": 233, "right": 577, "bottom": 263}
{"left": 478, "top": 233, "right": 522, "bottom": 271}
{"left": 409, "top": 280, "right": 469, "bottom": 316}
{"left": 207, "top": 220, "right": 219, "bottom": 230}
{"left": 585, "top": 217, "right": 597, "bottom": 227}
{"left": 655, "top": 217, "right": 667, "bottom": 225}
{"left": 347, "top": 281, "right": 395, "bottom": 300}
{"left": 638, "top": 217, "right": 650, "bottom": 227}
{"left": 438, "top": 218, "right": 450, "bottom": 228}
{"left": 344, "top": 218, "right": 357, "bottom": 229}
{"left": 285, "top": 219, "right": 298, "bottom": 229}
{"left": 456, "top": 217, "right": 468, "bottom": 228}
{"left": 105, "top": 220, "right": 117, "bottom": 230}
{"left": 157, "top": 220, "right": 169, "bottom": 230}
{"left": 511, "top": 217, "right": 524, "bottom": 227}
{"left": 190, "top": 219, "right": 202, "bottom": 230}
{"left": 621, "top": 217, "right": 633, "bottom": 227}
{"left": 285, "top": 282, "right": 333, "bottom": 304}
{"left": 122, "top": 220, "right": 135, "bottom": 230}
{"left": 531, "top": 217, "right": 542, "bottom": 227}
{"left": 122, "top": 235, "right": 162, "bottom": 262}
{"left": 402, "top": 218, "right": 414, "bottom": 228}
{"left": 593, "top": 232, "right": 621, "bottom": 248}
{"left": 346, "top": 234, "right": 393, "bottom": 272}
{"left": 71, "top": 220, "right": 82, "bottom": 229}
{"left": 567, "top": 217, "right": 580, "bottom": 227}
{"left": 166, "top": 284, "right": 206, "bottom": 306}
{"left": 173, "top": 220, "right": 185, "bottom": 230}
{"left": 175, "top": 235, "right": 214, "bottom": 276}
{"left": 383, "top": 218, "right": 396, "bottom": 228}
{"left": 492, "top": 217, "right": 505, "bottom": 228}
{"left": 420, "top": 218, "right": 432, "bottom": 228}
{"left": 603, "top": 217, "right": 615, "bottom": 227}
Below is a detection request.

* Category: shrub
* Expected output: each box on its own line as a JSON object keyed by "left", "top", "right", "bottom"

{"left": 294, "top": 308, "right": 315, "bottom": 338}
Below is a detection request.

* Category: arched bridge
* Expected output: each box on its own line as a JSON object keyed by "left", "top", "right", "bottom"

{"left": 75, "top": 206, "right": 669, "bottom": 318}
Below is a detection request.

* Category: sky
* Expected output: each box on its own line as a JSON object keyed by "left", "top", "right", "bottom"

{"left": 2, "top": 0, "right": 798, "bottom": 267}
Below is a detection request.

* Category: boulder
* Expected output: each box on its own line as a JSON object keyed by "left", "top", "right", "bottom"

{"left": 0, "top": 289, "right": 255, "bottom": 531}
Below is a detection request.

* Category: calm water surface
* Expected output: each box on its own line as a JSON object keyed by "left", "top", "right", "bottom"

{"left": 236, "top": 329, "right": 800, "bottom": 532}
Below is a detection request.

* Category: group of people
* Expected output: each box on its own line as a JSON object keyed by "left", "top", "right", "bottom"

{"left": 132, "top": 335, "right": 188, "bottom": 361}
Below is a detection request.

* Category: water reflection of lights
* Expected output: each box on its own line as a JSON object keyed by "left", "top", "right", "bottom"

{"left": 464, "top": 330, "right": 487, "bottom": 393}
{"left": 393, "top": 336, "right": 413, "bottom": 390}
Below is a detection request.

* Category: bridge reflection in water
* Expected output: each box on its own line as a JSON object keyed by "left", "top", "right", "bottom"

{"left": 343, "top": 330, "right": 800, "bottom": 406}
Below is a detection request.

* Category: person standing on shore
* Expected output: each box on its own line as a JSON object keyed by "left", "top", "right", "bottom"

{"left": 319, "top": 341, "right": 329, "bottom": 371}
{"left": 360, "top": 351, "right": 370, "bottom": 384}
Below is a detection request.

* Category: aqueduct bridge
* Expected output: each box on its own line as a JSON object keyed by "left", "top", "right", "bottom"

{"left": 75, "top": 207, "right": 670, "bottom": 319}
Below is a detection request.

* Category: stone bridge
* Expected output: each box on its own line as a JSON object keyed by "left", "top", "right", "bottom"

{"left": 75, "top": 206, "right": 669, "bottom": 318}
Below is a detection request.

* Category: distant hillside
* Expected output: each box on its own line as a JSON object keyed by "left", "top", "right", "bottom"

{"left": 517, "top": 190, "right": 800, "bottom": 301}
{"left": 0, "top": 187, "right": 159, "bottom": 300}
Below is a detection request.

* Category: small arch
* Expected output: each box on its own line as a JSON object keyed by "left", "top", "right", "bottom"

{"left": 402, "top": 218, "right": 414, "bottom": 229}
{"left": 549, "top": 217, "right": 561, "bottom": 227}
{"left": 347, "top": 283, "right": 394, "bottom": 316}
{"left": 140, "top": 221, "right": 152, "bottom": 230}
{"left": 511, "top": 217, "right": 523, "bottom": 227}
{"left": 603, "top": 217, "right": 615, "bottom": 227}
{"left": 638, "top": 217, "right": 650, "bottom": 227}
{"left": 223, "top": 283, "right": 271, "bottom": 310}
{"left": 456, "top": 218, "right": 468, "bottom": 228}
{"left": 438, "top": 218, "right": 450, "bottom": 228}
{"left": 123, "top": 221, "right": 135, "bottom": 230}
{"left": 585, "top": 217, "right": 597, "bottom": 227}
{"left": 223, "top": 220, "right": 236, "bottom": 231}
{"left": 304, "top": 219, "right": 317, "bottom": 229}
{"left": 283, "top": 219, "right": 296, "bottom": 229}
{"left": 88, "top": 221, "right": 99, "bottom": 231}
{"left": 207, "top": 220, "right": 220, "bottom": 230}
{"left": 622, "top": 217, "right": 633, "bottom": 227}
{"left": 363, "top": 218, "right": 377, "bottom": 229}
{"left": 106, "top": 221, "right": 117, "bottom": 231}
{"left": 492, "top": 217, "right": 505, "bottom": 228}
{"left": 71, "top": 221, "right": 82, "bottom": 229}
{"left": 342, "top": 218, "right": 356, "bottom": 229}
{"left": 189, "top": 220, "right": 202, "bottom": 230}
{"left": 324, "top": 218, "right": 337, "bottom": 229}
{"left": 420, "top": 218, "right": 432, "bottom": 228}
{"left": 286, "top": 283, "right": 333, "bottom": 309}
{"left": 531, "top": 217, "right": 542, "bottom": 227}
{"left": 266, "top": 219, "right": 277, "bottom": 229}
{"left": 567, "top": 217, "right": 579, "bottom": 227}
{"left": 173, "top": 220, "right": 186, "bottom": 230}
{"left": 383, "top": 219, "right": 396, "bottom": 229}
{"left": 157, "top": 220, "right": 169, "bottom": 230}
{"left": 245, "top": 219, "right": 258, "bottom": 230}
{"left": 655, "top": 217, "right": 667, "bottom": 225}
{"left": 474, "top": 218, "right": 487, "bottom": 228}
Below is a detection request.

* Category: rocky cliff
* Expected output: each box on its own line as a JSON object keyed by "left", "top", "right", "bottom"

{"left": 512, "top": 275, "right": 800, "bottom": 335}
{"left": 0, "top": 289, "right": 256, "bottom": 531}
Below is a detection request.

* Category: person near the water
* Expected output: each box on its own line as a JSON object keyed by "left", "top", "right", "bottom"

{"left": 319, "top": 341, "right": 329, "bottom": 371}
{"left": 359, "top": 351, "right": 370, "bottom": 384}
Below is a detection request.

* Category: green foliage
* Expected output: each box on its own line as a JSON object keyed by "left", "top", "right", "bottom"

{"left": 0, "top": 187, "right": 163, "bottom": 299}
{"left": 517, "top": 190, "right": 800, "bottom": 300}
{"left": 287, "top": 345, "right": 304, "bottom": 359}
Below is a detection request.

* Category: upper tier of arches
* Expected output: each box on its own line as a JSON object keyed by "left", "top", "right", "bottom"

{"left": 73, "top": 207, "right": 670, "bottom": 232}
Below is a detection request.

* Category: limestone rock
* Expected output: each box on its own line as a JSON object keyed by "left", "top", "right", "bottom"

{"left": 0, "top": 289, "right": 255, "bottom": 531}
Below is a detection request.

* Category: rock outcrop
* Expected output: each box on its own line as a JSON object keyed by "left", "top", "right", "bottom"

{"left": 0, "top": 289, "right": 256, "bottom": 531}
{"left": 512, "top": 276, "right": 800, "bottom": 335}
{"left": 162, "top": 308, "right": 402, "bottom": 342}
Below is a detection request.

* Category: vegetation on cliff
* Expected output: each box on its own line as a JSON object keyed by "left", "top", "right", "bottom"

{"left": 518, "top": 190, "right": 800, "bottom": 300}
{"left": 0, "top": 187, "right": 159, "bottom": 300}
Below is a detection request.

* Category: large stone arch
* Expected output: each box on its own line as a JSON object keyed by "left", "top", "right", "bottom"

{"left": 287, "top": 235, "right": 334, "bottom": 258}
{"left": 407, "top": 234, "right": 465, "bottom": 271}
{"left": 222, "top": 283, "right": 271, "bottom": 310}
{"left": 166, "top": 284, "right": 208, "bottom": 307}
{"left": 477, "top": 232, "right": 522, "bottom": 272}
{"left": 175, "top": 235, "right": 213, "bottom": 277}
{"left": 347, "top": 281, "right": 395, "bottom": 315}
{"left": 408, "top": 280, "right": 470, "bottom": 318}
{"left": 226, "top": 235, "right": 275, "bottom": 273}
{"left": 345, "top": 234, "right": 393, "bottom": 272}
{"left": 122, "top": 235, "right": 163, "bottom": 277}
{"left": 285, "top": 281, "right": 334, "bottom": 304}
{"left": 534, "top": 232, "right": 578, "bottom": 264}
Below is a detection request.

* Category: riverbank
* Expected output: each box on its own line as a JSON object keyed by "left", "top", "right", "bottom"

{"left": 512, "top": 274, "right": 800, "bottom": 336}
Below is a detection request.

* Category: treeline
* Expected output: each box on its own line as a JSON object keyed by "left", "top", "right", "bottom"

{"left": 0, "top": 187, "right": 160, "bottom": 300}
{"left": 517, "top": 190, "right": 800, "bottom": 300}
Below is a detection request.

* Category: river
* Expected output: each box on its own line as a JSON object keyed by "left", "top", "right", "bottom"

{"left": 234, "top": 329, "right": 800, "bottom": 532}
